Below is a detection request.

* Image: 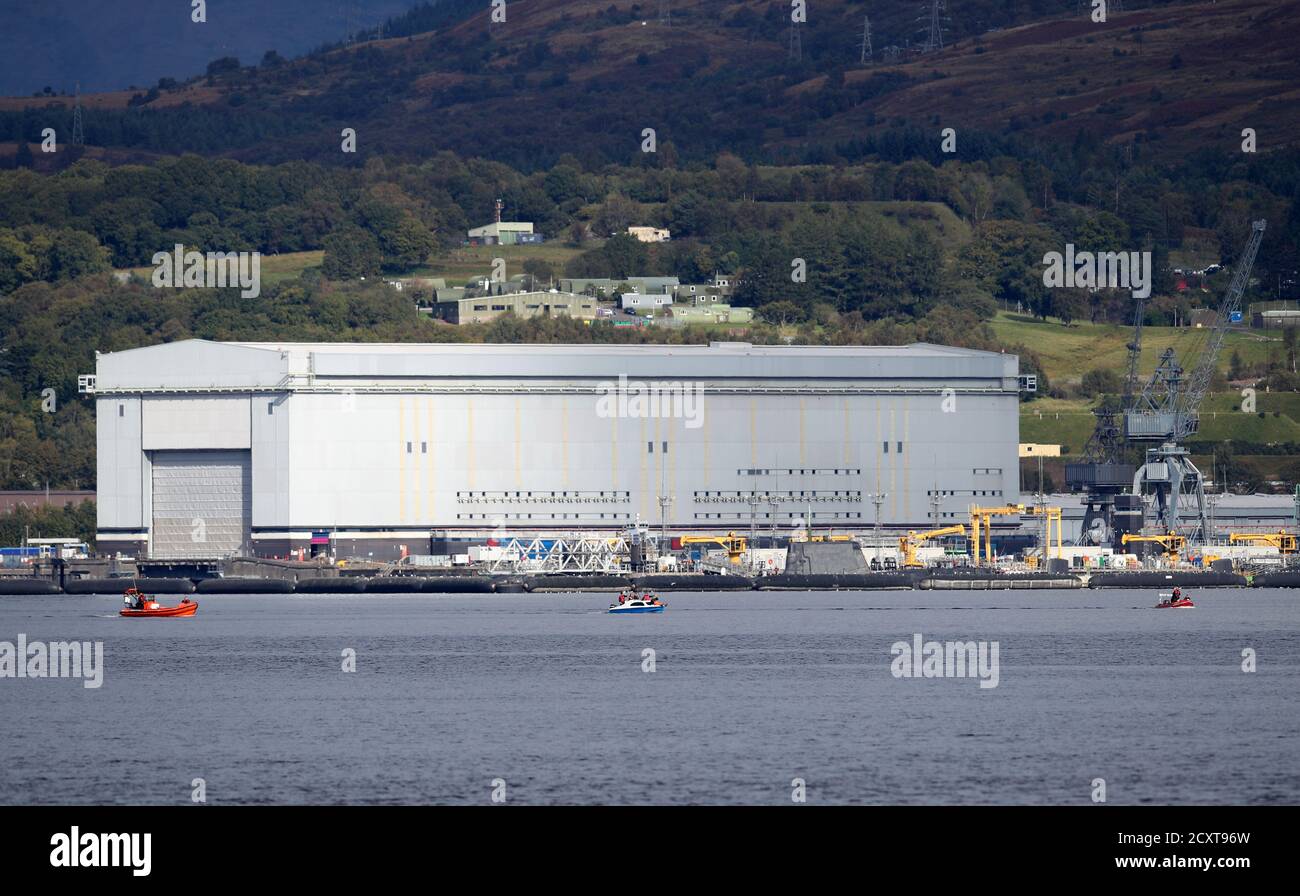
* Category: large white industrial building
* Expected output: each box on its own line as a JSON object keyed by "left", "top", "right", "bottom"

{"left": 86, "top": 340, "right": 1024, "bottom": 560}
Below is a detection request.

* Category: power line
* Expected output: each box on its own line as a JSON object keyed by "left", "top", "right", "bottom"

{"left": 919, "top": 0, "right": 948, "bottom": 54}
{"left": 860, "top": 15, "right": 874, "bottom": 65}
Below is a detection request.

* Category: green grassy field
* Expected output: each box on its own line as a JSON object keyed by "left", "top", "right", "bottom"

{"left": 120, "top": 250, "right": 324, "bottom": 289}
{"left": 991, "top": 311, "right": 1282, "bottom": 387}
{"left": 1021, "top": 390, "right": 1300, "bottom": 453}
{"left": 116, "top": 243, "right": 591, "bottom": 291}
{"left": 1004, "top": 309, "right": 1297, "bottom": 452}
{"left": 1018, "top": 399, "right": 1098, "bottom": 455}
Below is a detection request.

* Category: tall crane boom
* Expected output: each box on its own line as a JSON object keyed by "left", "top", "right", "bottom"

{"left": 1177, "top": 219, "right": 1266, "bottom": 438}
{"left": 1070, "top": 219, "right": 1266, "bottom": 548}
{"left": 1129, "top": 218, "right": 1267, "bottom": 542}
{"left": 1127, "top": 219, "right": 1266, "bottom": 444}
{"left": 1122, "top": 295, "right": 1147, "bottom": 415}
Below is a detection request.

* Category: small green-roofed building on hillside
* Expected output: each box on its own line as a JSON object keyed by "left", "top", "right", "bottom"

{"left": 431, "top": 292, "right": 597, "bottom": 325}
{"left": 664, "top": 304, "right": 753, "bottom": 324}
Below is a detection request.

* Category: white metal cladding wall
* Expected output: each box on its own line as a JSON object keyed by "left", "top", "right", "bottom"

{"left": 142, "top": 396, "right": 251, "bottom": 451}
{"left": 252, "top": 394, "right": 291, "bottom": 528}
{"left": 150, "top": 451, "right": 251, "bottom": 558}
{"left": 279, "top": 389, "right": 1018, "bottom": 530}
{"left": 95, "top": 342, "right": 1021, "bottom": 539}
{"left": 96, "top": 396, "right": 144, "bottom": 530}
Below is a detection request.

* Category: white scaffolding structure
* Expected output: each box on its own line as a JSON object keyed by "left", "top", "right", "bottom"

{"left": 489, "top": 535, "right": 629, "bottom": 574}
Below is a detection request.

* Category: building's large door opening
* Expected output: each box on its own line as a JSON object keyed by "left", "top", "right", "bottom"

{"left": 150, "top": 450, "right": 251, "bottom": 559}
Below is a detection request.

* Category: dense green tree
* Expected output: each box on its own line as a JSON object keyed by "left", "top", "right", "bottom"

{"left": 592, "top": 194, "right": 638, "bottom": 238}
{"left": 958, "top": 220, "right": 1058, "bottom": 314}
{"left": 377, "top": 215, "right": 436, "bottom": 272}
{"left": 1080, "top": 368, "right": 1123, "bottom": 398}
{"left": 757, "top": 300, "right": 805, "bottom": 326}
{"left": 522, "top": 257, "right": 556, "bottom": 285}
{"left": 0, "top": 501, "right": 97, "bottom": 547}
{"left": 0, "top": 230, "right": 38, "bottom": 293}
{"left": 732, "top": 235, "right": 798, "bottom": 310}
{"left": 893, "top": 160, "right": 941, "bottom": 202}
{"left": 322, "top": 228, "right": 382, "bottom": 279}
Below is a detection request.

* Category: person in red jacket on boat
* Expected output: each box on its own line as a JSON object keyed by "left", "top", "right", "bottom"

{"left": 123, "top": 587, "right": 157, "bottom": 611}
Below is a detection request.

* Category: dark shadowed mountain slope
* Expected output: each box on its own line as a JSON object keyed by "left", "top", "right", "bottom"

{"left": 1, "top": 0, "right": 1295, "bottom": 168}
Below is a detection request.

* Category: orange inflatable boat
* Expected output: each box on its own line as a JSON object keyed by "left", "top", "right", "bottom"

{"left": 119, "top": 587, "right": 198, "bottom": 618}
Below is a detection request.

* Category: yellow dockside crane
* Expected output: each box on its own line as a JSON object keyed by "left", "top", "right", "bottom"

{"left": 969, "top": 504, "right": 1026, "bottom": 567}
{"left": 1120, "top": 532, "right": 1187, "bottom": 563}
{"left": 897, "top": 525, "right": 967, "bottom": 568}
{"left": 680, "top": 532, "right": 749, "bottom": 564}
{"left": 1228, "top": 531, "right": 1298, "bottom": 553}
{"left": 1024, "top": 505, "right": 1064, "bottom": 566}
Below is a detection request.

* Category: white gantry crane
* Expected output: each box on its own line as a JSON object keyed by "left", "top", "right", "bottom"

{"left": 1127, "top": 219, "right": 1267, "bottom": 542}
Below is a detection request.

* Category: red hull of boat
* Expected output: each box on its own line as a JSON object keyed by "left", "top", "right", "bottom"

{"left": 120, "top": 599, "right": 198, "bottom": 618}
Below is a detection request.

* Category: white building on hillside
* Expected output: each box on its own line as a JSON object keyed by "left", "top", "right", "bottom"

{"left": 628, "top": 226, "right": 671, "bottom": 243}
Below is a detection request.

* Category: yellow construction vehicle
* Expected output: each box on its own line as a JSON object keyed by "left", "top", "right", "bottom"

{"left": 1228, "top": 531, "right": 1298, "bottom": 553}
{"left": 1121, "top": 532, "right": 1187, "bottom": 563}
{"left": 897, "top": 525, "right": 967, "bottom": 568}
{"left": 680, "top": 532, "right": 748, "bottom": 564}
{"left": 969, "top": 504, "right": 1026, "bottom": 567}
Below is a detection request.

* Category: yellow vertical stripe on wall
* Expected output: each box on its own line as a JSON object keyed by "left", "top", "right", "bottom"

{"left": 666, "top": 417, "right": 674, "bottom": 526}
{"left": 889, "top": 404, "right": 898, "bottom": 520}
{"left": 903, "top": 405, "right": 911, "bottom": 526}
{"left": 398, "top": 396, "right": 407, "bottom": 524}
{"left": 426, "top": 398, "right": 434, "bottom": 522}
{"left": 411, "top": 399, "right": 421, "bottom": 521}
{"left": 467, "top": 400, "right": 475, "bottom": 491}
{"left": 843, "top": 398, "right": 851, "bottom": 467}
{"left": 610, "top": 410, "right": 618, "bottom": 481}
{"left": 799, "top": 398, "right": 806, "bottom": 467}
{"left": 702, "top": 394, "right": 710, "bottom": 485}
{"left": 640, "top": 418, "right": 649, "bottom": 521}
{"left": 561, "top": 400, "right": 569, "bottom": 489}
{"left": 874, "top": 400, "right": 882, "bottom": 500}
{"left": 654, "top": 417, "right": 662, "bottom": 524}
{"left": 749, "top": 399, "right": 757, "bottom": 469}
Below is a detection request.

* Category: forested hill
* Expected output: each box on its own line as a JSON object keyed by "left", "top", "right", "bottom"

{"left": 3, "top": 0, "right": 1296, "bottom": 169}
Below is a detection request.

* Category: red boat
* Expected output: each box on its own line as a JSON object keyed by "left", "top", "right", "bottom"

{"left": 120, "top": 599, "right": 198, "bottom": 618}
{"left": 119, "top": 587, "right": 198, "bottom": 618}
{"left": 1155, "top": 591, "right": 1194, "bottom": 609}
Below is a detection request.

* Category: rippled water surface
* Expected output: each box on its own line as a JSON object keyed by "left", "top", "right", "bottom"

{"left": 1, "top": 588, "right": 1297, "bottom": 804}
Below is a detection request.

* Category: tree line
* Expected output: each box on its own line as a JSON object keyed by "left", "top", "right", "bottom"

{"left": 2, "top": 143, "right": 1296, "bottom": 315}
